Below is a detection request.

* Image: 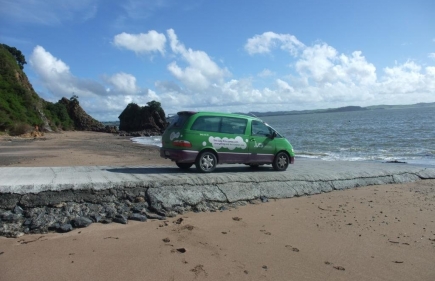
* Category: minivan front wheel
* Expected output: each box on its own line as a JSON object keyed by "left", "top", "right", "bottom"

{"left": 272, "top": 152, "right": 289, "bottom": 171}
{"left": 196, "top": 151, "right": 217, "bottom": 173}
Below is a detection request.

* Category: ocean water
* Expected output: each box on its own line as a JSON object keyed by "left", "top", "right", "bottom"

{"left": 131, "top": 107, "right": 435, "bottom": 167}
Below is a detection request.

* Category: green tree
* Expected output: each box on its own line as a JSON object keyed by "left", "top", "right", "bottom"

{"left": 70, "top": 94, "right": 79, "bottom": 105}
{"left": 1, "top": 44, "right": 27, "bottom": 70}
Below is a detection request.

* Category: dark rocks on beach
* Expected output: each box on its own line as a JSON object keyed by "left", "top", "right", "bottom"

{"left": 0, "top": 184, "right": 270, "bottom": 237}
{"left": 58, "top": 224, "right": 73, "bottom": 233}
{"left": 129, "top": 213, "right": 147, "bottom": 222}
{"left": 71, "top": 217, "right": 93, "bottom": 228}
{"left": 143, "top": 212, "right": 166, "bottom": 220}
{"left": 113, "top": 214, "right": 128, "bottom": 224}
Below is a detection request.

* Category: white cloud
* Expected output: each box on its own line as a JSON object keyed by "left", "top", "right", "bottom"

{"left": 295, "top": 44, "right": 377, "bottom": 85}
{"left": 380, "top": 61, "right": 434, "bottom": 95}
{"left": 244, "top": 31, "right": 304, "bottom": 56}
{"left": 29, "top": 45, "right": 106, "bottom": 98}
{"left": 258, "top": 69, "right": 275, "bottom": 78}
{"left": 166, "top": 29, "right": 230, "bottom": 91}
{"left": 105, "top": 72, "right": 139, "bottom": 95}
{"left": 113, "top": 31, "right": 166, "bottom": 54}
{"left": 429, "top": 53, "right": 435, "bottom": 60}
{"left": 0, "top": 0, "right": 98, "bottom": 25}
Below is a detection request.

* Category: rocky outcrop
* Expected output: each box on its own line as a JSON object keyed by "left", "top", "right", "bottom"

{"left": 118, "top": 101, "right": 167, "bottom": 134}
{"left": 58, "top": 97, "right": 105, "bottom": 132}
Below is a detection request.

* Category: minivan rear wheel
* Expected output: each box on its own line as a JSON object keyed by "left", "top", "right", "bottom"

{"left": 196, "top": 151, "right": 217, "bottom": 173}
{"left": 176, "top": 162, "right": 193, "bottom": 170}
{"left": 272, "top": 152, "right": 289, "bottom": 171}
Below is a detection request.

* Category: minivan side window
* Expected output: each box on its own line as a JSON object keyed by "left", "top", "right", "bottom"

{"left": 191, "top": 116, "right": 220, "bottom": 132}
{"left": 251, "top": 120, "right": 273, "bottom": 137}
{"left": 220, "top": 117, "right": 247, "bottom": 134}
{"left": 191, "top": 116, "right": 247, "bottom": 134}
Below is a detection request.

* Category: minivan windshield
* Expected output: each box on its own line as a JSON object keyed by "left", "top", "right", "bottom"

{"left": 264, "top": 122, "right": 284, "bottom": 138}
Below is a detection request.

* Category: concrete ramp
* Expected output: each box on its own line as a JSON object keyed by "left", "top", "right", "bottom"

{"left": 1, "top": 159, "right": 435, "bottom": 237}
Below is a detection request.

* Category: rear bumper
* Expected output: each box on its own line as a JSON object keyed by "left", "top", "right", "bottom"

{"left": 160, "top": 148, "right": 198, "bottom": 163}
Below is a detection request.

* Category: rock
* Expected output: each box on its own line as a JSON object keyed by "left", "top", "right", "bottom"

{"left": 144, "top": 212, "right": 166, "bottom": 220}
{"left": 113, "top": 214, "right": 128, "bottom": 224}
{"left": 58, "top": 97, "right": 105, "bottom": 132}
{"left": 260, "top": 196, "right": 269, "bottom": 203}
{"left": 128, "top": 213, "right": 147, "bottom": 222}
{"left": 90, "top": 214, "right": 102, "bottom": 223}
{"left": 0, "top": 211, "right": 21, "bottom": 223}
{"left": 71, "top": 217, "right": 93, "bottom": 228}
{"left": 58, "top": 224, "right": 73, "bottom": 233}
{"left": 219, "top": 206, "right": 228, "bottom": 211}
{"left": 13, "top": 205, "right": 23, "bottom": 215}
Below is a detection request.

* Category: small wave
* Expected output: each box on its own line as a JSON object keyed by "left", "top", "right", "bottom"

{"left": 131, "top": 136, "right": 162, "bottom": 147}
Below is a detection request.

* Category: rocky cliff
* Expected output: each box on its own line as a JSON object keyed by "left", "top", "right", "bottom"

{"left": 58, "top": 97, "right": 105, "bottom": 132}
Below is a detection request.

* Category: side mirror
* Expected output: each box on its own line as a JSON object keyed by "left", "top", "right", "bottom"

{"left": 270, "top": 131, "right": 277, "bottom": 140}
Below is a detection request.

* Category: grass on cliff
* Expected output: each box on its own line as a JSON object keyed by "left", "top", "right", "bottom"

{"left": 0, "top": 44, "right": 75, "bottom": 133}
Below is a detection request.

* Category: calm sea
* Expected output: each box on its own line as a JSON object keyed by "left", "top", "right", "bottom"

{"left": 131, "top": 107, "right": 435, "bottom": 167}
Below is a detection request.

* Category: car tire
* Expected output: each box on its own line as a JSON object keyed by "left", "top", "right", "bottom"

{"left": 176, "top": 162, "right": 193, "bottom": 170}
{"left": 272, "top": 152, "right": 289, "bottom": 171}
{"left": 195, "top": 151, "right": 217, "bottom": 173}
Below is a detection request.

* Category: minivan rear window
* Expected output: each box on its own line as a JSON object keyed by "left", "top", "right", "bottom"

{"left": 167, "top": 112, "right": 193, "bottom": 129}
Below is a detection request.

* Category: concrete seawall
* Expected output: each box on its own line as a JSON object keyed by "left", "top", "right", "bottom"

{"left": 1, "top": 159, "right": 435, "bottom": 237}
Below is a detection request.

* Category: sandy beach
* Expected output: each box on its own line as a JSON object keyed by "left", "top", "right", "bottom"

{"left": 0, "top": 131, "right": 169, "bottom": 167}
{"left": 1, "top": 131, "right": 434, "bottom": 280}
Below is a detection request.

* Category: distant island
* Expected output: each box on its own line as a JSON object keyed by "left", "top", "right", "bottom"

{"left": 241, "top": 102, "right": 435, "bottom": 117}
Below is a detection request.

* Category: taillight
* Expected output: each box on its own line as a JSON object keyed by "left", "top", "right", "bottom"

{"left": 172, "top": 140, "right": 192, "bottom": 148}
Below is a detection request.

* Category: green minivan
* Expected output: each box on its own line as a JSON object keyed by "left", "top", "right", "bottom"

{"left": 160, "top": 111, "right": 295, "bottom": 172}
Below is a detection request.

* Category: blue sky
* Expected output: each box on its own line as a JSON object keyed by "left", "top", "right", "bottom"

{"left": 1, "top": 0, "right": 434, "bottom": 121}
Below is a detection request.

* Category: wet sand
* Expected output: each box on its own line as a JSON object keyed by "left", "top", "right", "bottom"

{"left": 1, "top": 132, "right": 434, "bottom": 280}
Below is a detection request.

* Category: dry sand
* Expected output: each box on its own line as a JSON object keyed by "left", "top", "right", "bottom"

{"left": 1, "top": 131, "right": 435, "bottom": 280}
{"left": 0, "top": 131, "right": 169, "bottom": 167}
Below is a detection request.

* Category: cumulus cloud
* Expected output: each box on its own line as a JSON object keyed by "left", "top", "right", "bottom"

{"left": 0, "top": 0, "right": 98, "bottom": 25}
{"left": 244, "top": 31, "right": 304, "bottom": 56}
{"left": 295, "top": 44, "right": 377, "bottom": 85}
{"left": 113, "top": 31, "right": 166, "bottom": 54}
{"left": 29, "top": 45, "right": 106, "bottom": 98}
{"left": 380, "top": 61, "right": 435, "bottom": 95}
{"left": 105, "top": 72, "right": 139, "bottom": 95}
{"left": 166, "top": 29, "right": 230, "bottom": 91}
